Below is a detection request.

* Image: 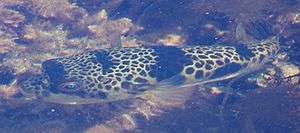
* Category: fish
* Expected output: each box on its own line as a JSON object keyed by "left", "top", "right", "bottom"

{"left": 17, "top": 37, "right": 279, "bottom": 104}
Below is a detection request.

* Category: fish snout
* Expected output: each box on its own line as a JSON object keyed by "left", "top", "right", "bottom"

{"left": 17, "top": 74, "right": 51, "bottom": 99}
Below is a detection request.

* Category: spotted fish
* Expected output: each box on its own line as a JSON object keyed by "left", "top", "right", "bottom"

{"left": 18, "top": 37, "right": 279, "bottom": 104}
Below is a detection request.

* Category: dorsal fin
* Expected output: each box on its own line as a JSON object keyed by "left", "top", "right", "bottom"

{"left": 235, "top": 23, "right": 257, "bottom": 44}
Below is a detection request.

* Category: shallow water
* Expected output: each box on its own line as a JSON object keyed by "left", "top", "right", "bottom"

{"left": 0, "top": 0, "right": 300, "bottom": 133}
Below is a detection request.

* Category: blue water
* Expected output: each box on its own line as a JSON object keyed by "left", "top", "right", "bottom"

{"left": 1, "top": 0, "right": 300, "bottom": 133}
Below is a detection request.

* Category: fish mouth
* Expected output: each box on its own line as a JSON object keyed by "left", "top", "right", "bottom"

{"left": 41, "top": 93, "right": 104, "bottom": 105}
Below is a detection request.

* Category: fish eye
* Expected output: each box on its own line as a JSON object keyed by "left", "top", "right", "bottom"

{"left": 66, "top": 83, "right": 77, "bottom": 89}
{"left": 59, "top": 82, "right": 81, "bottom": 93}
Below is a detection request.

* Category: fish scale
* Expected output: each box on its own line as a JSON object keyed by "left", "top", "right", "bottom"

{"left": 18, "top": 37, "right": 279, "bottom": 104}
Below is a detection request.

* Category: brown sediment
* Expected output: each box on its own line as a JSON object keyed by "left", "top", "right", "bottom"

{"left": 0, "top": 0, "right": 23, "bottom": 7}
{"left": 22, "top": 0, "right": 87, "bottom": 23}
{"left": 0, "top": 31, "right": 25, "bottom": 54}
{"left": 233, "top": 85, "right": 300, "bottom": 132}
{"left": 0, "top": 8, "right": 25, "bottom": 33}
{"left": 85, "top": 86, "right": 200, "bottom": 132}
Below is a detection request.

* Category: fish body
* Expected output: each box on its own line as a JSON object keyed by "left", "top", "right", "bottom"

{"left": 19, "top": 38, "right": 279, "bottom": 104}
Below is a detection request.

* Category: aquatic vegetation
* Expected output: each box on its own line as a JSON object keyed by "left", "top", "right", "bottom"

{"left": 87, "top": 13, "right": 137, "bottom": 48}
{"left": 0, "top": 8, "right": 25, "bottom": 34}
{"left": 22, "top": 0, "right": 87, "bottom": 23}
{"left": 0, "top": 31, "right": 23, "bottom": 54}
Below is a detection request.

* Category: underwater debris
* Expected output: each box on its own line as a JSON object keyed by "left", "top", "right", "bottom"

{"left": 87, "top": 17, "right": 135, "bottom": 48}
{"left": 120, "top": 35, "right": 143, "bottom": 48}
{"left": 275, "top": 62, "right": 300, "bottom": 86}
{"left": 254, "top": 61, "right": 300, "bottom": 88}
{"left": 158, "top": 34, "right": 186, "bottom": 46}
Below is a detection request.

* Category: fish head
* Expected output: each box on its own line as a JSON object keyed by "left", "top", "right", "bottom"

{"left": 18, "top": 73, "right": 51, "bottom": 100}
{"left": 18, "top": 57, "right": 111, "bottom": 104}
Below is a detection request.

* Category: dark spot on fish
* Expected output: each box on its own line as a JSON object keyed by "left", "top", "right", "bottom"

{"left": 206, "top": 60, "right": 214, "bottom": 65}
{"left": 145, "top": 55, "right": 153, "bottom": 60}
{"left": 137, "top": 68, "right": 142, "bottom": 72}
{"left": 116, "top": 77, "right": 122, "bottom": 81}
{"left": 114, "top": 54, "right": 121, "bottom": 58}
{"left": 185, "top": 67, "right": 195, "bottom": 74}
{"left": 132, "top": 61, "right": 139, "bottom": 64}
{"left": 121, "top": 68, "right": 130, "bottom": 73}
{"left": 131, "top": 54, "right": 139, "bottom": 59}
{"left": 210, "top": 55, "right": 219, "bottom": 59}
{"left": 97, "top": 84, "right": 102, "bottom": 89}
{"left": 224, "top": 53, "right": 232, "bottom": 57}
{"left": 205, "top": 64, "right": 213, "bottom": 70}
{"left": 205, "top": 51, "right": 214, "bottom": 54}
{"left": 140, "top": 70, "right": 147, "bottom": 77}
{"left": 258, "top": 47, "right": 265, "bottom": 52}
{"left": 122, "top": 61, "right": 130, "bottom": 65}
{"left": 227, "top": 51, "right": 234, "bottom": 55}
{"left": 92, "top": 73, "right": 98, "bottom": 77}
{"left": 233, "top": 56, "right": 239, "bottom": 61}
{"left": 198, "top": 55, "right": 208, "bottom": 59}
{"left": 105, "top": 85, "right": 111, "bottom": 90}
{"left": 195, "top": 62, "right": 204, "bottom": 68}
{"left": 139, "top": 64, "right": 145, "bottom": 68}
{"left": 115, "top": 73, "right": 122, "bottom": 76}
{"left": 192, "top": 55, "right": 198, "bottom": 60}
{"left": 196, "top": 50, "right": 203, "bottom": 54}
{"left": 114, "top": 87, "right": 120, "bottom": 91}
{"left": 126, "top": 74, "right": 133, "bottom": 80}
{"left": 121, "top": 56, "right": 129, "bottom": 60}
{"left": 134, "top": 77, "right": 148, "bottom": 83}
{"left": 119, "top": 65, "right": 125, "bottom": 69}
{"left": 89, "top": 83, "right": 95, "bottom": 88}
{"left": 216, "top": 60, "right": 224, "bottom": 65}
